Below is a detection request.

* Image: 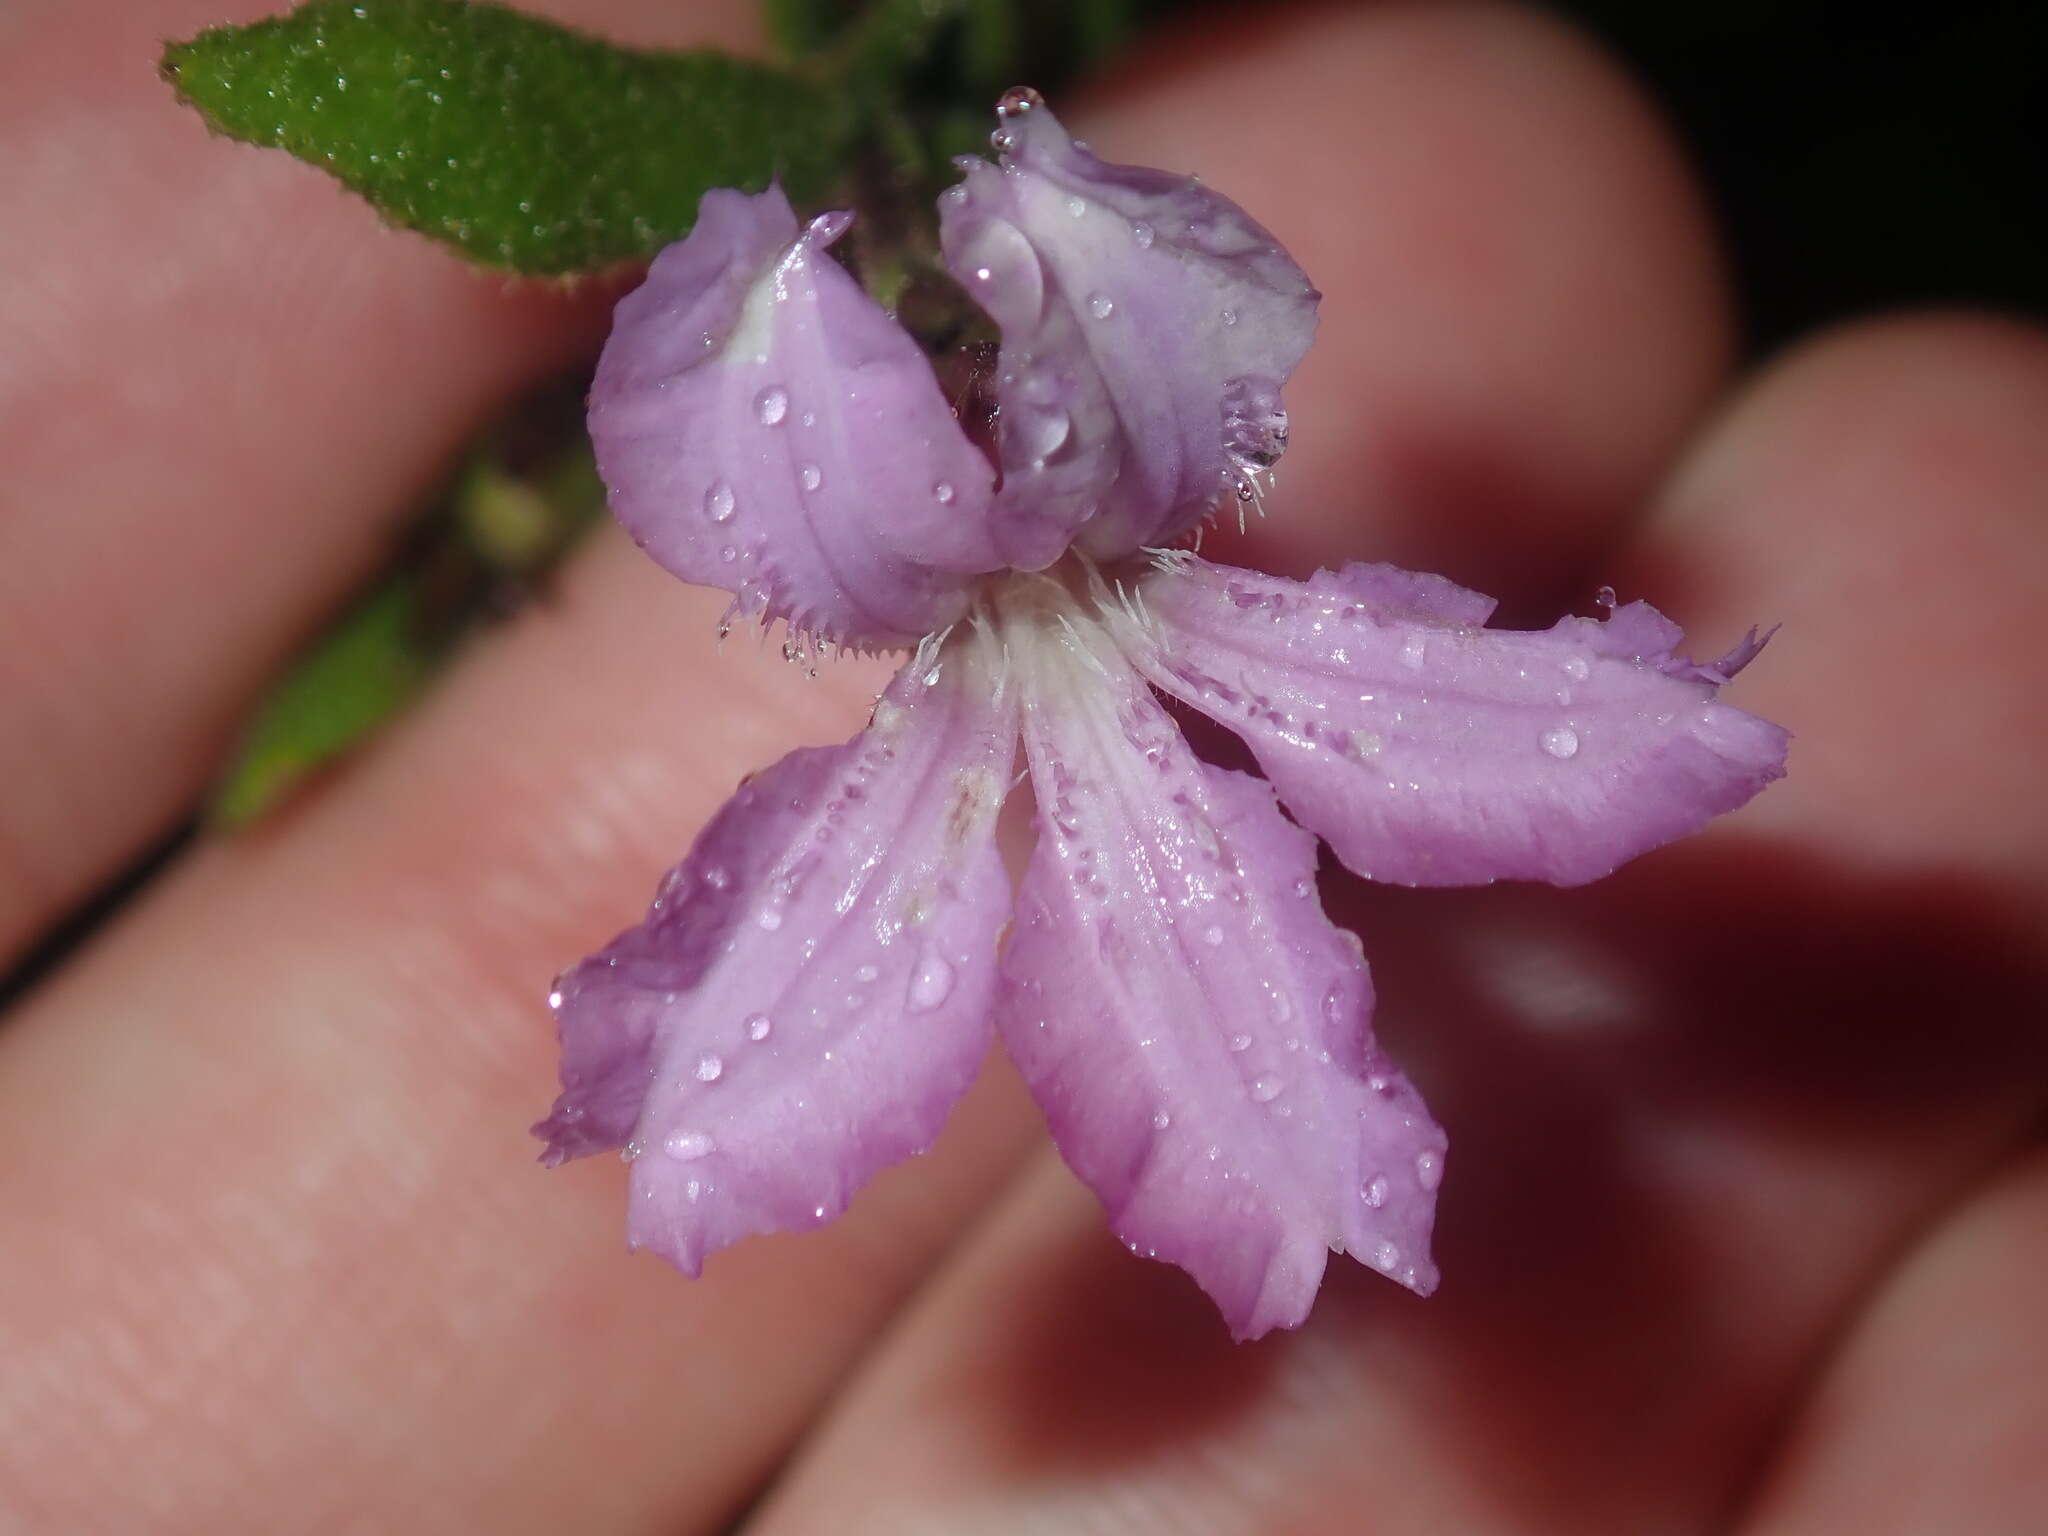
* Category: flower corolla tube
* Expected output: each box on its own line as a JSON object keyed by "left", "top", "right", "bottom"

{"left": 536, "top": 90, "right": 1788, "bottom": 1339}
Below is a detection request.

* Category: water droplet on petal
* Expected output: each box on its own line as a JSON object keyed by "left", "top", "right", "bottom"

{"left": 1416, "top": 1150, "right": 1443, "bottom": 1190}
{"left": 1541, "top": 726, "right": 1580, "bottom": 760}
{"left": 1400, "top": 635, "right": 1427, "bottom": 670}
{"left": 1595, "top": 585, "right": 1618, "bottom": 613}
{"left": 799, "top": 462, "right": 822, "bottom": 491}
{"left": 621, "top": 1139, "right": 645, "bottom": 1163}
{"left": 1131, "top": 220, "right": 1155, "bottom": 248}
{"left": 695, "top": 1054, "right": 724, "bottom": 1082}
{"left": 546, "top": 989, "right": 564, "bottom": 1010}
{"left": 1372, "top": 1239, "right": 1400, "bottom": 1273}
{"left": 1349, "top": 729, "right": 1383, "bottom": 758}
{"left": 855, "top": 963, "right": 880, "bottom": 984}
{"left": 1228, "top": 1032, "right": 1252, "bottom": 1053}
{"left": 1065, "top": 195, "right": 1087, "bottom": 218}
{"left": 1562, "top": 655, "right": 1591, "bottom": 681}
{"left": 663, "top": 1130, "right": 714, "bottom": 1162}
{"left": 908, "top": 949, "right": 956, "bottom": 1011}
{"left": 757, "top": 908, "right": 784, "bottom": 932}
{"left": 1151, "top": 1111, "right": 1172, "bottom": 1130}
{"left": 704, "top": 479, "right": 736, "bottom": 523}
{"left": 932, "top": 480, "right": 956, "bottom": 504}
{"left": 754, "top": 386, "right": 789, "bottom": 426}
{"left": 1251, "top": 1075, "right": 1284, "bottom": 1103}
{"left": 745, "top": 1013, "right": 772, "bottom": 1041}
{"left": 1087, "top": 292, "right": 1114, "bottom": 320}
{"left": 1220, "top": 307, "right": 1237, "bottom": 326}
{"left": 1011, "top": 403, "right": 1070, "bottom": 460}
{"left": 1202, "top": 924, "right": 1225, "bottom": 946}
{"left": 1363, "top": 1174, "right": 1390, "bottom": 1208}
{"left": 995, "top": 85, "right": 1043, "bottom": 117}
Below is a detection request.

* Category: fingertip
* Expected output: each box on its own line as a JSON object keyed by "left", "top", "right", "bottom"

{"left": 1625, "top": 307, "right": 2048, "bottom": 882}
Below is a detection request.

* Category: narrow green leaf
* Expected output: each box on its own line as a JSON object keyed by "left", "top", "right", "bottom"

{"left": 163, "top": 0, "right": 850, "bottom": 274}
{"left": 210, "top": 575, "right": 435, "bottom": 827}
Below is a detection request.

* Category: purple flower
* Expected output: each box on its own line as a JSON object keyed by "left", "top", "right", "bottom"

{"left": 537, "top": 91, "right": 1788, "bottom": 1339}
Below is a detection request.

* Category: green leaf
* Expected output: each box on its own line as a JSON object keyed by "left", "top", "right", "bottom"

{"left": 210, "top": 574, "right": 436, "bottom": 827}
{"left": 163, "top": 0, "right": 850, "bottom": 275}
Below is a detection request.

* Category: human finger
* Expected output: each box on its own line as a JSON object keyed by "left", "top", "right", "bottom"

{"left": 0, "top": 0, "right": 761, "bottom": 963}
{"left": 736, "top": 313, "right": 2048, "bottom": 1533}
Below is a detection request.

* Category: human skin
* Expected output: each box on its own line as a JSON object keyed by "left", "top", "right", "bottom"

{"left": 0, "top": 1, "right": 2043, "bottom": 1531}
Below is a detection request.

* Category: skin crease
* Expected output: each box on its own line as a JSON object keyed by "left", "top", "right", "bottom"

{"left": 0, "top": 3, "right": 2041, "bottom": 1535}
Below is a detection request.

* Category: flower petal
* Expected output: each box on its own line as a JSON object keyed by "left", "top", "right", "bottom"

{"left": 995, "top": 586, "right": 1443, "bottom": 1339}
{"left": 939, "top": 95, "right": 1318, "bottom": 566}
{"left": 534, "top": 628, "right": 1017, "bottom": 1273}
{"left": 590, "top": 186, "right": 1002, "bottom": 648}
{"left": 1125, "top": 556, "right": 1790, "bottom": 887}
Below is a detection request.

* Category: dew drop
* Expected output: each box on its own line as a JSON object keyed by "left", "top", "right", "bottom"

{"left": 663, "top": 1130, "right": 714, "bottom": 1162}
{"left": 812, "top": 1203, "right": 828, "bottom": 1220}
{"left": 703, "top": 478, "right": 736, "bottom": 523}
{"left": 1363, "top": 1174, "right": 1390, "bottom": 1208}
{"left": 855, "top": 963, "right": 880, "bottom": 984}
{"left": 1416, "top": 1150, "right": 1443, "bottom": 1190}
{"left": 1562, "top": 655, "right": 1591, "bottom": 682}
{"left": 745, "top": 1013, "right": 772, "bottom": 1041}
{"left": 695, "top": 1054, "right": 724, "bottom": 1083}
{"left": 908, "top": 949, "right": 956, "bottom": 1011}
{"left": 1349, "top": 729, "right": 1384, "bottom": 759}
{"left": 933, "top": 480, "right": 956, "bottom": 504}
{"left": 995, "top": 85, "right": 1043, "bottom": 117}
{"left": 1131, "top": 220, "right": 1155, "bottom": 249}
{"left": 1228, "top": 1032, "right": 1253, "bottom": 1053}
{"left": 718, "top": 545, "right": 737, "bottom": 563}
{"left": 1540, "top": 725, "right": 1580, "bottom": 760}
{"left": 546, "top": 989, "right": 564, "bottom": 1010}
{"left": 799, "top": 462, "right": 823, "bottom": 491}
{"left": 1202, "top": 924, "right": 1225, "bottom": 947}
{"left": 1065, "top": 195, "right": 1087, "bottom": 218}
{"left": 754, "top": 385, "right": 790, "bottom": 426}
{"left": 1012, "top": 403, "right": 1070, "bottom": 459}
{"left": 1250, "top": 1075, "right": 1284, "bottom": 1103}
{"left": 621, "top": 1139, "right": 645, "bottom": 1163}
{"left": 1220, "top": 307, "right": 1238, "bottom": 326}
{"left": 1399, "top": 635, "right": 1427, "bottom": 670}
{"left": 1152, "top": 1111, "right": 1172, "bottom": 1130}
{"left": 1372, "top": 1239, "right": 1400, "bottom": 1273}
{"left": 757, "top": 908, "right": 784, "bottom": 932}
{"left": 1595, "top": 585, "right": 1618, "bottom": 613}
{"left": 1087, "top": 292, "right": 1115, "bottom": 320}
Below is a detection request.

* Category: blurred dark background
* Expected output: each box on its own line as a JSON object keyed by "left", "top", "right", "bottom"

{"left": 1548, "top": 0, "right": 2045, "bottom": 354}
